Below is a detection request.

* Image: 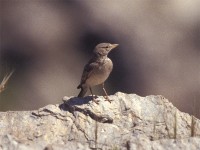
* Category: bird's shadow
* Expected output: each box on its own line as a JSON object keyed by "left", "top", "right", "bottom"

{"left": 59, "top": 96, "right": 94, "bottom": 111}
{"left": 59, "top": 96, "right": 113, "bottom": 123}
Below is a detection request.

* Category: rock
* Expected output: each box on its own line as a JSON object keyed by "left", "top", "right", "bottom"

{"left": 0, "top": 92, "right": 200, "bottom": 150}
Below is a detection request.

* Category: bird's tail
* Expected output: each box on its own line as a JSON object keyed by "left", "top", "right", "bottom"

{"left": 78, "top": 86, "right": 88, "bottom": 97}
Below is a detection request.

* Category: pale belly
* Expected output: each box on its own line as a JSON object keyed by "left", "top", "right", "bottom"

{"left": 86, "top": 59, "right": 113, "bottom": 87}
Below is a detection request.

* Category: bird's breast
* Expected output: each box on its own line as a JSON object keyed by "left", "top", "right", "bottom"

{"left": 86, "top": 58, "right": 113, "bottom": 86}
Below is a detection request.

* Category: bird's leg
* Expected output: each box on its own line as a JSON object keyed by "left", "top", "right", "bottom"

{"left": 0, "top": 70, "right": 14, "bottom": 93}
{"left": 102, "top": 83, "right": 112, "bottom": 103}
{"left": 89, "top": 87, "right": 99, "bottom": 104}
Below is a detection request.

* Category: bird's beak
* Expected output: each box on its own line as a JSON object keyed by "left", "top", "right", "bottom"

{"left": 110, "top": 44, "right": 119, "bottom": 50}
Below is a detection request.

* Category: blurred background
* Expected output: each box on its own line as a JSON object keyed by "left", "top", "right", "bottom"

{"left": 0, "top": 0, "right": 200, "bottom": 118}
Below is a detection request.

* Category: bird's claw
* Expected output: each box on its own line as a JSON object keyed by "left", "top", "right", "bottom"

{"left": 92, "top": 98, "right": 100, "bottom": 104}
{"left": 94, "top": 95, "right": 98, "bottom": 99}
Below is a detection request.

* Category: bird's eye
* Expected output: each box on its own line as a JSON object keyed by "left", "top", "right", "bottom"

{"left": 101, "top": 46, "right": 109, "bottom": 48}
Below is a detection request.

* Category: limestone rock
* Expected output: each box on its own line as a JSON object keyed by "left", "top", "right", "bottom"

{"left": 0, "top": 92, "right": 200, "bottom": 150}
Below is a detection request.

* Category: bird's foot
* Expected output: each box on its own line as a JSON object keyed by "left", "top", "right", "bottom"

{"left": 93, "top": 98, "right": 99, "bottom": 105}
{"left": 94, "top": 95, "right": 98, "bottom": 99}
{"left": 90, "top": 94, "right": 99, "bottom": 104}
{"left": 104, "top": 96, "right": 113, "bottom": 103}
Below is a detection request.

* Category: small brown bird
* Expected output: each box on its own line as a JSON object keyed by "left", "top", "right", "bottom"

{"left": 77, "top": 43, "right": 118, "bottom": 103}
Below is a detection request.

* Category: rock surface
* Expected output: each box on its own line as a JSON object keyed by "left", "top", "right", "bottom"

{"left": 0, "top": 92, "right": 200, "bottom": 150}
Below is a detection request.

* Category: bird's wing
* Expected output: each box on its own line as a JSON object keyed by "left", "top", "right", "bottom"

{"left": 78, "top": 61, "right": 99, "bottom": 88}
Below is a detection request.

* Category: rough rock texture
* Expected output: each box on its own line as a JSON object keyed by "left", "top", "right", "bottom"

{"left": 0, "top": 92, "right": 200, "bottom": 150}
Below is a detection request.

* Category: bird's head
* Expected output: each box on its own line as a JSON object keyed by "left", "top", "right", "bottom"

{"left": 94, "top": 43, "right": 119, "bottom": 56}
